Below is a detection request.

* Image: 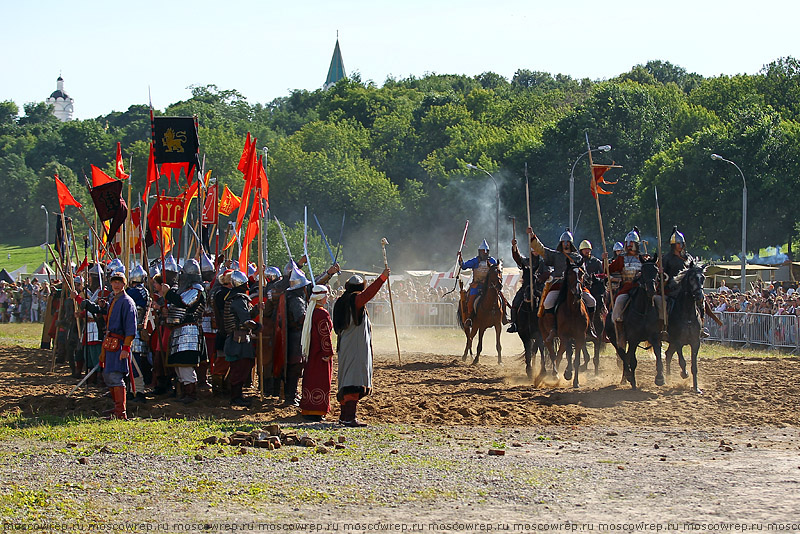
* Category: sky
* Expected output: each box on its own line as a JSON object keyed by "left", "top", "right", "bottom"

{"left": 1, "top": 0, "right": 798, "bottom": 120}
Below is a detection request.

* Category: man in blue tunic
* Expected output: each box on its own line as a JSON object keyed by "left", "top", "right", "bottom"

{"left": 457, "top": 240, "right": 508, "bottom": 327}
{"left": 100, "top": 270, "right": 137, "bottom": 420}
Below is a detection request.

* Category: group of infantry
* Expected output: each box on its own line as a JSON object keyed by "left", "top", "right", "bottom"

{"left": 458, "top": 224, "right": 698, "bottom": 346}
{"left": 46, "top": 252, "right": 388, "bottom": 426}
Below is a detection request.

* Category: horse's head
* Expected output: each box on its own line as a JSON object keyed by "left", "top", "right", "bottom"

{"left": 488, "top": 261, "right": 503, "bottom": 289}
{"left": 640, "top": 260, "right": 660, "bottom": 298}
{"left": 676, "top": 260, "right": 706, "bottom": 304}
{"left": 564, "top": 261, "right": 583, "bottom": 299}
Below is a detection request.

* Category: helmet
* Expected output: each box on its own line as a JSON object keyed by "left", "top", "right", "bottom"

{"left": 164, "top": 253, "right": 179, "bottom": 285}
{"left": 669, "top": 226, "right": 686, "bottom": 246}
{"left": 625, "top": 227, "right": 641, "bottom": 245}
{"left": 345, "top": 275, "right": 366, "bottom": 292}
{"left": 288, "top": 266, "right": 311, "bottom": 290}
{"left": 230, "top": 270, "right": 248, "bottom": 289}
{"left": 559, "top": 229, "right": 574, "bottom": 244}
{"left": 478, "top": 239, "right": 490, "bottom": 252}
{"left": 578, "top": 239, "right": 592, "bottom": 251}
{"left": 89, "top": 263, "right": 104, "bottom": 275}
{"left": 613, "top": 242, "right": 624, "bottom": 252}
{"left": 218, "top": 269, "right": 234, "bottom": 286}
{"left": 73, "top": 276, "right": 84, "bottom": 286}
{"left": 265, "top": 266, "right": 281, "bottom": 282}
{"left": 230, "top": 260, "right": 240, "bottom": 272}
{"left": 107, "top": 258, "right": 124, "bottom": 275}
{"left": 178, "top": 258, "right": 202, "bottom": 289}
{"left": 199, "top": 252, "right": 215, "bottom": 282}
{"left": 247, "top": 262, "right": 257, "bottom": 278}
{"left": 129, "top": 264, "right": 147, "bottom": 284}
{"left": 284, "top": 261, "right": 297, "bottom": 276}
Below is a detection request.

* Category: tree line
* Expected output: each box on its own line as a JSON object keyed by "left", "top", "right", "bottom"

{"left": 1, "top": 57, "right": 799, "bottom": 270}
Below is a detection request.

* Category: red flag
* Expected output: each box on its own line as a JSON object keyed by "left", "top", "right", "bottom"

{"left": 160, "top": 162, "right": 194, "bottom": 187}
{"left": 225, "top": 137, "right": 257, "bottom": 250}
{"left": 91, "top": 164, "right": 115, "bottom": 187}
{"left": 115, "top": 142, "right": 129, "bottom": 180}
{"left": 130, "top": 207, "right": 142, "bottom": 254}
{"left": 237, "top": 132, "right": 251, "bottom": 173}
{"left": 258, "top": 158, "right": 269, "bottom": 209}
{"left": 55, "top": 174, "right": 82, "bottom": 213}
{"left": 238, "top": 182, "right": 262, "bottom": 267}
{"left": 145, "top": 202, "right": 173, "bottom": 252}
{"left": 152, "top": 196, "right": 186, "bottom": 229}
{"left": 590, "top": 164, "right": 619, "bottom": 199}
{"left": 142, "top": 143, "right": 158, "bottom": 202}
{"left": 202, "top": 184, "right": 219, "bottom": 225}
{"left": 218, "top": 185, "right": 241, "bottom": 216}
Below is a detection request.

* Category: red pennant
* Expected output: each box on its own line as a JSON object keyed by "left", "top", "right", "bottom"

{"left": 55, "top": 174, "right": 82, "bottom": 213}
{"left": 590, "top": 164, "right": 619, "bottom": 199}
{"left": 202, "top": 184, "right": 219, "bottom": 225}
{"left": 91, "top": 165, "right": 115, "bottom": 187}
{"left": 115, "top": 142, "right": 129, "bottom": 180}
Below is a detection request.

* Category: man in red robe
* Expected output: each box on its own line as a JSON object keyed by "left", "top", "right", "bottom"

{"left": 300, "top": 285, "right": 334, "bottom": 421}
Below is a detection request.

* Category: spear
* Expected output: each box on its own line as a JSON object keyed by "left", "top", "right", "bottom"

{"left": 586, "top": 132, "right": 614, "bottom": 310}
{"left": 303, "top": 206, "right": 314, "bottom": 283}
{"left": 441, "top": 220, "right": 468, "bottom": 298}
{"left": 655, "top": 187, "right": 668, "bottom": 336}
{"left": 381, "top": 237, "right": 401, "bottom": 364}
{"left": 525, "top": 163, "right": 534, "bottom": 308}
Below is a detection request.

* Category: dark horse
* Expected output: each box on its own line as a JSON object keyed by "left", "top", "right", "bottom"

{"left": 516, "top": 267, "right": 548, "bottom": 380}
{"left": 664, "top": 261, "right": 706, "bottom": 393}
{"left": 458, "top": 263, "right": 503, "bottom": 365}
{"left": 603, "top": 260, "right": 664, "bottom": 389}
{"left": 579, "top": 274, "right": 609, "bottom": 376}
{"left": 537, "top": 262, "right": 590, "bottom": 388}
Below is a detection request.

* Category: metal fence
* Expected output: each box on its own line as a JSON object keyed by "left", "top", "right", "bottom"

{"left": 705, "top": 311, "right": 799, "bottom": 350}
{"left": 364, "top": 301, "right": 460, "bottom": 328}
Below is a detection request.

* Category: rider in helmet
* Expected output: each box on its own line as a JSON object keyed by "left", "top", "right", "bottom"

{"left": 662, "top": 226, "right": 709, "bottom": 337}
{"left": 578, "top": 240, "right": 604, "bottom": 276}
{"left": 507, "top": 233, "right": 541, "bottom": 333}
{"left": 530, "top": 227, "right": 597, "bottom": 342}
{"left": 457, "top": 240, "right": 508, "bottom": 327}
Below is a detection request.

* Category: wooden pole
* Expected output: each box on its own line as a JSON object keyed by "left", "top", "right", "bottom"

{"left": 525, "top": 163, "right": 535, "bottom": 308}
{"left": 655, "top": 187, "right": 668, "bottom": 331}
{"left": 586, "top": 133, "right": 614, "bottom": 311}
{"left": 381, "top": 237, "right": 401, "bottom": 364}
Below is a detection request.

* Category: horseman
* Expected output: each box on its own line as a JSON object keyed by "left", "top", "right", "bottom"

{"left": 578, "top": 240, "right": 604, "bottom": 276}
{"left": 662, "top": 226, "right": 710, "bottom": 337}
{"left": 457, "top": 240, "right": 508, "bottom": 327}
{"left": 507, "top": 234, "right": 541, "bottom": 333}
{"left": 607, "top": 226, "right": 665, "bottom": 346}
{"left": 530, "top": 227, "right": 597, "bottom": 342}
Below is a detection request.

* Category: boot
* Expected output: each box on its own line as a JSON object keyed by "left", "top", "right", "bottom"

{"left": 152, "top": 376, "right": 172, "bottom": 396}
{"left": 543, "top": 309, "right": 557, "bottom": 344}
{"left": 105, "top": 386, "right": 127, "bottom": 420}
{"left": 180, "top": 382, "right": 197, "bottom": 404}
{"left": 211, "top": 374, "right": 225, "bottom": 397}
{"left": 230, "top": 383, "right": 252, "bottom": 407}
{"left": 73, "top": 359, "right": 84, "bottom": 379}
{"left": 344, "top": 400, "right": 367, "bottom": 427}
{"left": 196, "top": 361, "right": 211, "bottom": 390}
{"left": 660, "top": 321, "right": 670, "bottom": 342}
{"left": 615, "top": 321, "right": 626, "bottom": 348}
{"left": 283, "top": 374, "right": 300, "bottom": 407}
{"left": 271, "top": 377, "right": 282, "bottom": 399}
{"left": 586, "top": 307, "right": 598, "bottom": 340}
{"left": 507, "top": 305, "right": 518, "bottom": 333}
{"left": 338, "top": 400, "right": 355, "bottom": 425}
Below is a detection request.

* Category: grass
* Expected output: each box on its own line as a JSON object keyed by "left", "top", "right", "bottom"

{"left": 0, "top": 322, "right": 44, "bottom": 348}
{"left": 0, "top": 243, "right": 48, "bottom": 274}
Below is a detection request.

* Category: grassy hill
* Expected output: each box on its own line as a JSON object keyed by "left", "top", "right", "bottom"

{"left": 0, "top": 243, "right": 48, "bottom": 274}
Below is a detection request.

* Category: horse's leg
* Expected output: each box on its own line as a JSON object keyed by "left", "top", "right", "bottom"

{"left": 626, "top": 344, "right": 638, "bottom": 390}
{"left": 654, "top": 339, "right": 665, "bottom": 387}
{"left": 523, "top": 335, "right": 533, "bottom": 380}
{"left": 665, "top": 343, "right": 674, "bottom": 376}
{"left": 579, "top": 341, "right": 590, "bottom": 372}
{"left": 563, "top": 339, "right": 574, "bottom": 381}
{"left": 593, "top": 338, "right": 601, "bottom": 376}
{"left": 472, "top": 327, "right": 485, "bottom": 366}
{"left": 677, "top": 346, "right": 689, "bottom": 379}
{"left": 690, "top": 340, "right": 702, "bottom": 394}
{"left": 462, "top": 326, "right": 475, "bottom": 362}
{"left": 496, "top": 322, "right": 502, "bottom": 365}
{"left": 573, "top": 337, "right": 585, "bottom": 388}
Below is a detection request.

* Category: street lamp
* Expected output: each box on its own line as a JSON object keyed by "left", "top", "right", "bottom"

{"left": 711, "top": 153, "right": 747, "bottom": 290}
{"left": 40, "top": 205, "right": 49, "bottom": 268}
{"left": 569, "top": 145, "right": 611, "bottom": 231}
{"left": 466, "top": 163, "right": 499, "bottom": 258}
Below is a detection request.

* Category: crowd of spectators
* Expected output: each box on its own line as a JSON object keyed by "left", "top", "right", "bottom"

{"left": 706, "top": 279, "right": 800, "bottom": 316}
{"left": 0, "top": 278, "right": 50, "bottom": 323}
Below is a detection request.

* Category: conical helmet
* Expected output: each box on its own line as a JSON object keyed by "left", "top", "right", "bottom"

{"left": 288, "top": 265, "right": 311, "bottom": 290}
{"left": 669, "top": 226, "right": 686, "bottom": 245}
{"left": 578, "top": 239, "right": 592, "bottom": 251}
{"left": 199, "top": 252, "right": 215, "bottom": 282}
{"left": 625, "top": 227, "right": 641, "bottom": 244}
{"left": 265, "top": 266, "right": 282, "bottom": 282}
{"left": 129, "top": 264, "right": 147, "bottom": 284}
{"left": 478, "top": 239, "right": 490, "bottom": 251}
{"left": 164, "top": 253, "right": 179, "bottom": 285}
{"left": 613, "top": 241, "right": 624, "bottom": 252}
{"left": 107, "top": 258, "right": 124, "bottom": 274}
{"left": 559, "top": 228, "right": 574, "bottom": 244}
{"left": 230, "top": 270, "right": 248, "bottom": 289}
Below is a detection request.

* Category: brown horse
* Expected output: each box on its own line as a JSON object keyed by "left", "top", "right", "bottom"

{"left": 458, "top": 263, "right": 503, "bottom": 365}
{"left": 552, "top": 262, "right": 590, "bottom": 388}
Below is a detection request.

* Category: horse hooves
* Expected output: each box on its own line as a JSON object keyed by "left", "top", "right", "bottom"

{"left": 471, "top": 357, "right": 480, "bottom": 366}
{"left": 526, "top": 366, "right": 533, "bottom": 380}
{"left": 579, "top": 364, "right": 588, "bottom": 373}
{"left": 564, "top": 370, "right": 573, "bottom": 381}
{"left": 694, "top": 387, "right": 703, "bottom": 394}
{"left": 680, "top": 370, "right": 689, "bottom": 380}
{"left": 655, "top": 375, "right": 665, "bottom": 387}
{"left": 497, "top": 357, "right": 502, "bottom": 365}
{"left": 461, "top": 355, "right": 467, "bottom": 362}
{"left": 573, "top": 382, "right": 580, "bottom": 389}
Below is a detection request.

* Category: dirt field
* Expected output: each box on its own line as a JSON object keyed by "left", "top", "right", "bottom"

{"left": 1, "top": 327, "right": 800, "bottom": 529}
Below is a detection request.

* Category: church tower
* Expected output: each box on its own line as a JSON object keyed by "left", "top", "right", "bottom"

{"left": 46, "top": 75, "right": 74, "bottom": 121}
{"left": 324, "top": 35, "right": 346, "bottom": 90}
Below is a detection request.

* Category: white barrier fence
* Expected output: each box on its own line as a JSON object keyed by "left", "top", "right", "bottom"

{"left": 705, "top": 311, "right": 799, "bottom": 350}
{"left": 364, "top": 301, "right": 460, "bottom": 328}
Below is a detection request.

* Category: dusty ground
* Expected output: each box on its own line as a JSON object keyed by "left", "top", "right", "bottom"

{"left": 1, "top": 327, "right": 800, "bottom": 530}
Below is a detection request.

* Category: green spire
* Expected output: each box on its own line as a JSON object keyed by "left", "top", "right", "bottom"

{"left": 324, "top": 36, "right": 346, "bottom": 90}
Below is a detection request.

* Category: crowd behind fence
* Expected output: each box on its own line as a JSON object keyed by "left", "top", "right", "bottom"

{"left": 705, "top": 311, "right": 799, "bottom": 350}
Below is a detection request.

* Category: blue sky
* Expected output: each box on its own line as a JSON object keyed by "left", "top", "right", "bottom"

{"left": 1, "top": 0, "right": 797, "bottom": 119}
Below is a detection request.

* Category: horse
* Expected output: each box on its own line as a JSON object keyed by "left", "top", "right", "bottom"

{"left": 516, "top": 267, "right": 548, "bottom": 380}
{"left": 579, "top": 274, "right": 609, "bottom": 376}
{"left": 458, "top": 263, "right": 503, "bottom": 365}
{"left": 603, "top": 260, "right": 665, "bottom": 389}
{"left": 664, "top": 261, "right": 706, "bottom": 393}
{"left": 555, "top": 262, "right": 591, "bottom": 388}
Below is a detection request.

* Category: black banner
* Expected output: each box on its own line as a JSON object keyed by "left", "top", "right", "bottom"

{"left": 152, "top": 116, "right": 200, "bottom": 166}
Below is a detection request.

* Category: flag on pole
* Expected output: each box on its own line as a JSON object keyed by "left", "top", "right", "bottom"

{"left": 55, "top": 174, "right": 82, "bottom": 213}
{"left": 115, "top": 142, "right": 129, "bottom": 180}
{"left": 202, "top": 184, "right": 219, "bottom": 225}
{"left": 590, "top": 164, "right": 621, "bottom": 199}
{"left": 152, "top": 116, "right": 199, "bottom": 169}
{"left": 218, "top": 185, "right": 240, "bottom": 216}
{"left": 91, "top": 165, "right": 115, "bottom": 187}
{"left": 142, "top": 143, "right": 158, "bottom": 202}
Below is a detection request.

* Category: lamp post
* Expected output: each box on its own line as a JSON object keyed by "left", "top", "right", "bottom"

{"left": 40, "top": 205, "right": 49, "bottom": 268}
{"left": 711, "top": 153, "right": 747, "bottom": 290}
{"left": 466, "top": 163, "right": 499, "bottom": 257}
{"left": 569, "top": 145, "right": 611, "bottom": 231}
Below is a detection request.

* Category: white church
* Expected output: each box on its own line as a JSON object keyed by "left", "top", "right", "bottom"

{"left": 46, "top": 75, "right": 74, "bottom": 121}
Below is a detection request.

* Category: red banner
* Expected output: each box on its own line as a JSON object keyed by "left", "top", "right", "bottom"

{"left": 202, "top": 184, "right": 218, "bottom": 225}
{"left": 154, "top": 197, "right": 186, "bottom": 229}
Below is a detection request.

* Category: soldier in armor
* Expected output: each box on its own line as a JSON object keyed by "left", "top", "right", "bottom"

{"left": 457, "top": 240, "right": 508, "bottom": 327}
{"left": 507, "top": 234, "right": 541, "bottom": 333}
{"left": 160, "top": 259, "right": 206, "bottom": 403}
{"left": 76, "top": 265, "right": 110, "bottom": 384}
{"left": 126, "top": 264, "right": 150, "bottom": 403}
{"left": 579, "top": 240, "right": 604, "bottom": 276}
{"left": 283, "top": 266, "right": 311, "bottom": 407}
{"left": 531, "top": 228, "right": 597, "bottom": 342}
{"left": 222, "top": 270, "right": 261, "bottom": 407}
{"left": 609, "top": 242, "right": 625, "bottom": 294}
{"left": 198, "top": 252, "right": 217, "bottom": 390}
{"left": 607, "top": 227, "right": 658, "bottom": 345}
{"left": 148, "top": 271, "right": 172, "bottom": 396}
